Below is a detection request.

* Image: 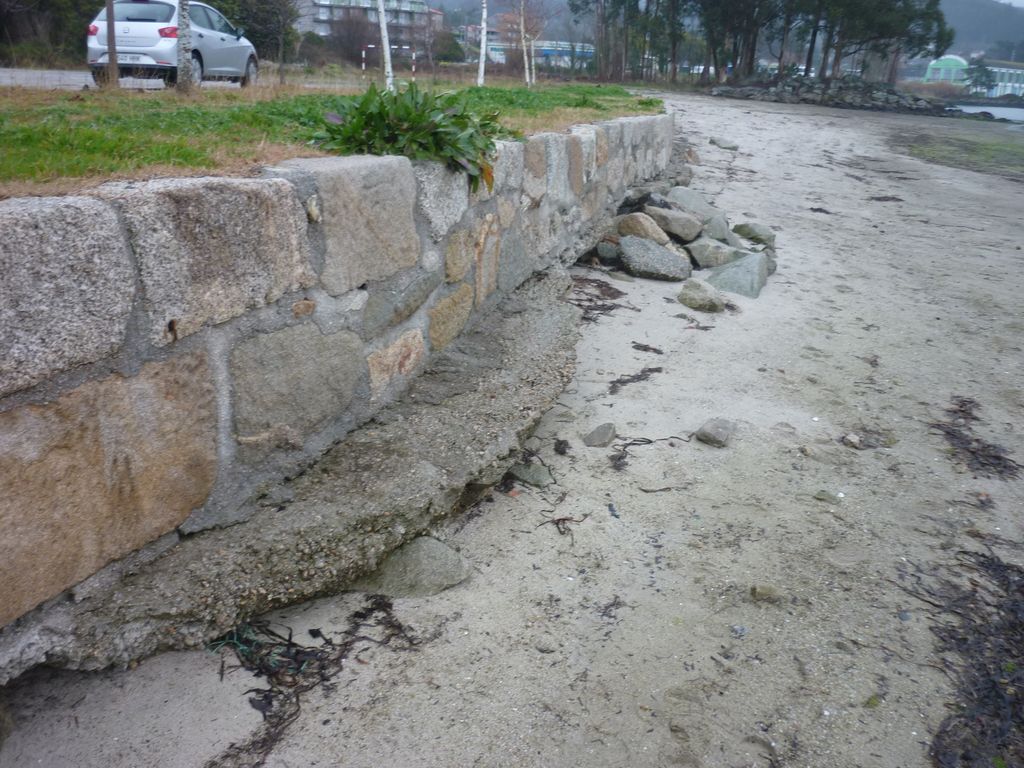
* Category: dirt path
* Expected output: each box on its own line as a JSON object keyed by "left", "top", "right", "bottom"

{"left": 3, "top": 95, "right": 1023, "bottom": 768}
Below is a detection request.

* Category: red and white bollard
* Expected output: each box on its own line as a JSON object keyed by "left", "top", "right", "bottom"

{"left": 412, "top": 51, "right": 416, "bottom": 82}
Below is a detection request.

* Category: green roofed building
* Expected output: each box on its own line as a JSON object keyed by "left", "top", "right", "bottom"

{"left": 924, "top": 54, "right": 968, "bottom": 83}
{"left": 924, "top": 54, "right": 1024, "bottom": 96}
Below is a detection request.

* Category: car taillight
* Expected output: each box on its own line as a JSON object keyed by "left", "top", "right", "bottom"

{"left": 158, "top": 26, "right": 178, "bottom": 38}
{"left": 88, "top": 24, "right": 99, "bottom": 36}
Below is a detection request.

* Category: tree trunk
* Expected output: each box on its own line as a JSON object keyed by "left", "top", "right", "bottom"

{"left": 376, "top": 0, "right": 394, "bottom": 91}
{"left": 176, "top": 0, "right": 193, "bottom": 93}
{"left": 476, "top": 0, "right": 487, "bottom": 86}
{"left": 803, "top": 3, "right": 822, "bottom": 77}
{"left": 831, "top": 32, "right": 844, "bottom": 79}
{"left": 777, "top": 9, "right": 792, "bottom": 80}
{"left": 668, "top": 0, "right": 679, "bottom": 83}
{"left": 104, "top": 0, "right": 118, "bottom": 88}
{"left": 519, "top": 0, "right": 529, "bottom": 86}
{"left": 529, "top": 38, "right": 536, "bottom": 84}
{"left": 818, "top": 22, "right": 833, "bottom": 81}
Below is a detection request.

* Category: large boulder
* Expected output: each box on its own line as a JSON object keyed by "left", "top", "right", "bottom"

{"left": 733, "top": 222, "right": 777, "bottom": 248}
{"left": 678, "top": 278, "right": 726, "bottom": 313}
{"left": 703, "top": 215, "right": 744, "bottom": 248}
{"left": 666, "top": 187, "right": 720, "bottom": 222}
{"left": 619, "top": 236, "right": 692, "bottom": 281}
{"left": 617, "top": 212, "right": 670, "bottom": 245}
{"left": 685, "top": 237, "right": 750, "bottom": 269}
{"left": 643, "top": 205, "right": 702, "bottom": 242}
{"left": 704, "top": 251, "right": 770, "bottom": 298}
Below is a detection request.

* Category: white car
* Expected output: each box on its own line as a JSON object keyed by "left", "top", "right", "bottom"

{"left": 87, "top": 0, "right": 258, "bottom": 87}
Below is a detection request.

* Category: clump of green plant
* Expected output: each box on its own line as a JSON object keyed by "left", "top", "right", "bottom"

{"left": 313, "top": 83, "right": 519, "bottom": 192}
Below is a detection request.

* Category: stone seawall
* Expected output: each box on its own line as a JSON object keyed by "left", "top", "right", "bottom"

{"left": 0, "top": 113, "right": 674, "bottom": 657}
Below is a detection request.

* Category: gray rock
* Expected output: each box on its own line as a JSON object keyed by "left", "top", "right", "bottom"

{"left": 510, "top": 462, "right": 555, "bottom": 488}
{"left": 351, "top": 537, "right": 470, "bottom": 597}
{"left": 765, "top": 249, "right": 778, "bottom": 275}
{"left": 666, "top": 187, "right": 719, "bottom": 222}
{"left": 702, "top": 215, "right": 731, "bottom": 243}
{"left": 674, "top": 166, "right": 694, "bottom": 187}
{"left": 732, "top": 221, "right": 776, "bottom": 248}
{"left": 231, "top": 324, "right": 365, "bottom": 445}
{"left": 583, "top": 423, "right": 617, "bottom": 447}
{"left": 704, "top": 251, "right": 770, "bottom": 298}
{"left": 696, "top": 418, "right": 736, "bottom": 447}
{"left": 596, "top": 239, "right": 622, "bottom": 265}
{"left": 709, "top": 137, "right": 739, "bottom": 151}
{"left": 643, "top": 205, "right": 703, "bottom": 242}
{"left": 413, "top": 160, "right": 469, "bottom": 241}
{"left": 280, "top": 156, "right": 419, "bottom": 296}
{"left": 95, "top": 177, "right": 315, "bottom": 347}
{"left": 619, "top": 236, "right": 692, "bottom": 281}
{"left": 678, "top": 279, "right": 726, "bottom": 313}
{"left": 685, "top": 237, "right": 749, "bottom": 269}
{"left": 0, "top": 196, "right": 135, "bottom": 397}
{"left": 363, "top": 268, "right": 442, "bottom": 338}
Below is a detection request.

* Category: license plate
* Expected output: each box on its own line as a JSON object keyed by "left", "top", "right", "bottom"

{"left": 117, "top": 54, "right": 142, "bottom": 63}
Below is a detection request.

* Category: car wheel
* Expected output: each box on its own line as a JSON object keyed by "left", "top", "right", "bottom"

{"left": 190, "top": 52, "right": 203, "bottom": 86}
{"left": 240, "top": 58, "right": 258, "bottom": 88}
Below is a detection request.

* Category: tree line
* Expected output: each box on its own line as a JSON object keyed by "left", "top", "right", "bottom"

{"left": 565, "top": 0, "right": 953, "bottom": 83}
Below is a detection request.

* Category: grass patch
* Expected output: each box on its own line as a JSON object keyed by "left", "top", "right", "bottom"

{"left": 0, "top": 83, "right": 660, "bottom": 197}
{"left": 892, "top": 125, "right": 1024, "bottom": 183}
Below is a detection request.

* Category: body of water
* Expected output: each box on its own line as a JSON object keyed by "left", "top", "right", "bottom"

{"left": 954, "top": 104, "right": 1024, "bottom": 122}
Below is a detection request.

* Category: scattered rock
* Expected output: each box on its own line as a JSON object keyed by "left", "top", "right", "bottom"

{"left": 678, "top": 278, "right": 726, "bottom": 313}
{"left": 617, "top": 212, "right": 670, "bottom": 245}
{"left": 349, "top": 536, "right": 470, "bottom": 598}
{"left": 643, "top": 205, "right": 703, "bottom": 242}
{"left": 710, "top": 137, "right": 739, "bottom": 151}
{"left": 733, "top": 222, "right": 777, "bottom": 248}
{"left": 704, "top": 251, "right": 770, "bottom": 298}
{"left": 619, "top": 236, "right": 692, "bottom": 281}
{"left": 702, "top": 215, "right": 744, "bottom": 248}
{"left": 509, "top": 462, "right": 555, "bottom": 487}
{"left": 749, "top": 585, "right": 783, "bottom": 603}
{"left": 814, "top": 490, "right": 843, "bottom": 504}
{"left": 711, "top": 77, "right": 946, "bottom": 116}
{"left": 695, "top": 418, "right": 736, "bottom": 447}
{"left": 666, "top": 187, "right": 720, "bottom": 222}
{"left": 583, "top": 423, "right": 617, "bottom": 447}
{"left": 842, "top": 433, "right": 864, "bottom": 450}
{"left": 685, "top": 237, "right": 749, "bottom": 269}
{"left": 674, "top": 166, "right": 694, "bottom": 187}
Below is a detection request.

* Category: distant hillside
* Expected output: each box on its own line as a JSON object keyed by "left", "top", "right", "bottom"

{"left": 941, "top": 0, "right": 1024, "bottom": 53}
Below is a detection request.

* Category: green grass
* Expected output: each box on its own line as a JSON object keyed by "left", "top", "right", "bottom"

{"left": 0, "top": 84, "right": 661, "bottom": 195}
{"left": 893, "top": 128, "right": 1024, "bottom": 183}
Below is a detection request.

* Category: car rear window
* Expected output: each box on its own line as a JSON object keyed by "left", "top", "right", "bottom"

{"left": 96, "top": 2, "right": 175, "bottom": 23}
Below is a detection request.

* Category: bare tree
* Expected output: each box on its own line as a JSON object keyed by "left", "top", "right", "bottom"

{"left": 176, "top": 0, "right": 194, "bottom": 93}
{"left": 376, "top": 0, "right": 394, "bottom": 90}
{"left": 519, "top": 0, "right": 530, "bottom": 86}
{"left": 477, "top": 0, "right": 488, "bottom": 86}
{"left": 104, "top": 0, "right": 118, "bottom": 88}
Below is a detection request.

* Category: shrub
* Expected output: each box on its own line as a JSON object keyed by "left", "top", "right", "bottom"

{"left": 313, "top": 84, "right": 518, "bottom": 192}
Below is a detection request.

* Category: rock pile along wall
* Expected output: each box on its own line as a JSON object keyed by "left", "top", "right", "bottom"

{"left": 0, "top": 114, "right": 674, "bottom": 644}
